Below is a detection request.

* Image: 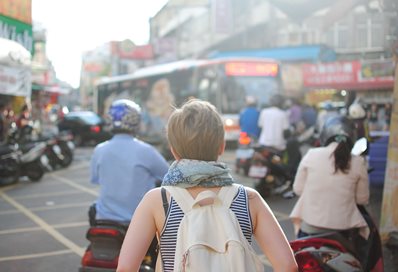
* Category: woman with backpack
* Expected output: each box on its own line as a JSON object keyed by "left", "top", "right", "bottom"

{"left": 117, "top": 99, "right": 298, "bottom": 272}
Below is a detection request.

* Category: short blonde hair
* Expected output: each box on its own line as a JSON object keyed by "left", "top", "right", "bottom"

{"left": 167, "top": 99, "right": 224, "bottom": 161}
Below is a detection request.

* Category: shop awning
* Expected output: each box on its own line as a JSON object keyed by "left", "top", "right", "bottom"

{"left": 32, "top": 83, "right": 71, "bottom": 95}
{"left": 208, "top": 45, "right": 337, "bottom": 62}
{"left": 0, "top": 38, "right": 31, "bottom": 97}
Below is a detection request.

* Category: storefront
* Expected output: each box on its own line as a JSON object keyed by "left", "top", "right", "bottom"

{"left": 0, "top": 38, "right": 32, "bottom": 115}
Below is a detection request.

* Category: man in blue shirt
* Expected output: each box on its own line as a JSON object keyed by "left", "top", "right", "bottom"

{"left": 89, "top": 99, "right": 169, "bottom": 224}
{"left": 239, "top": 96, "right": 260, "bottom": 139}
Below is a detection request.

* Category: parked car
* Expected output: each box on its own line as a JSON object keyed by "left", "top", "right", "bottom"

{"left": 57, "top": 111, "right": 112, "bottom": 146}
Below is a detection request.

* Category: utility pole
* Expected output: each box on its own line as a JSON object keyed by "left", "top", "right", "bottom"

{"left": 379, "top": 42, "right": 398, "bottom": 241}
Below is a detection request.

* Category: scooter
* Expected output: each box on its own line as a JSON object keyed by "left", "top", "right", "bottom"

{"left": 249, "top": 145, "right": 293, "bottom": 198}
{"left": 289, "top": 205, "right": 383, "bottom": 272}
{"left": 235, "top": 132, "right": 255, "bottom": 176}
{"left": 56, "top": 131, "right": 74, "bottom": 168}
{"left": 80, "top": 206, "right": 157, "bottom": 272}
{"left": 289, "top": 138, "right": 383, "bottom": 271}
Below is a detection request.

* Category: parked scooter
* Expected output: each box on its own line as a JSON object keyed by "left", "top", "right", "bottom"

{"left": 289, "top": 138, "right": 383, "bottom": 271}
{"left": 0, "top": 126, "right": 50, "bottom": 184}
{"left": 57, "top": 131, "right": 74, "bottom": 168}
{"left": 39, "top": 131, "right": 74, "bottom": 170}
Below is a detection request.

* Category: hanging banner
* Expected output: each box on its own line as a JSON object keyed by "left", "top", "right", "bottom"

{"left": 0, "top": 64, "right": 31, "bottom": 97}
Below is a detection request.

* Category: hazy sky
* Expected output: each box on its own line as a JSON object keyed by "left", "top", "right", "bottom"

{"left": 32, "top": 0, "right": 168, "bottom": 88}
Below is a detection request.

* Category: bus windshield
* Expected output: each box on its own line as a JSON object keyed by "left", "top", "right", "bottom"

{"left": 222, "top": 76, "right": 279, "bottom": 114}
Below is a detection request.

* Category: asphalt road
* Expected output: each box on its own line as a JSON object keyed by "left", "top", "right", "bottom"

{"left": 0, "top": 146, "right": 391, "bottom": 271}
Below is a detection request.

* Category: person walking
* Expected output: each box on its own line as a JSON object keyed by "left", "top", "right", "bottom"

{"left": 117, "top": 99, "right": 297, "bottom": 272}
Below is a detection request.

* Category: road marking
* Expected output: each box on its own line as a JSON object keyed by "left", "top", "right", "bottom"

{"left": 0, "top": 209, "right": 20, "bottom": 215}
{"left": 30, "top": 201, "right": 93, "bottom": 212}
{"left": 0, "top": 192, "right": 85, "bottom": 257}
{"left": 56, "top": 161, "right": 90, "bottom": 173}
{"left": 49, "top": 174, "right": 98, "bottom": 196}
{"left": 0, "top": 226, "right": 42, "bottom": 235}
{"left": 0, "top": 249, "right": 76, "bottom": 262}
{"left": 0, "top": 222, "right": 88, "bottom": 235}
{"left": 273, "top": 211, "right": 291, "bottom": 221}
{"left": 12, "top": 190, "right": 83, "bottom": 200}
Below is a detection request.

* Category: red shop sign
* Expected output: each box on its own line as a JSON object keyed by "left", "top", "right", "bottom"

{"left": 303, "top": 61, "right": 360, "bottom": 88}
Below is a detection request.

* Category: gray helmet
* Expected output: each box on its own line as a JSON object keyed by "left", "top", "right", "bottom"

{"left": 108, "top": 99, "right": 141, "bottom": 133}
{"left": 320, "top": 115, "right": 355, "bottom": 146}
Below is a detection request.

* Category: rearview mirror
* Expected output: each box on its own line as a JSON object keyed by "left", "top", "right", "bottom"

{"left": 351, "top": 137, "right": 368, "bottom": 156}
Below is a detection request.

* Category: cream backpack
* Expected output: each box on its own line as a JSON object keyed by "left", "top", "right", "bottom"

{"left": 163, "top": 184, "right": 264, "bottom": 272}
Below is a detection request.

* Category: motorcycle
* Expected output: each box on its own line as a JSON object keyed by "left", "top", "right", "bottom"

{"left": 80, "top": 219, "right": 157, "bottom": 272}
{"left": 57, "top": 131, "right": 74, "bottom": 168}
{"left": 39, "top": 131, "right": 74, "bottom": 170}
{"left": 0, "top": 125, "right": 51, "bottom": 184}
{"left": 235, "top": 132, "right": 256, "bottom": 176}
{"left": 289, "top": 138, "right": 383, "bottom": 271}
{"left": 249, "top": 145, "right": 293, "bottom": 198}
{"left": 289, "top": 205, "right": 383, "bottom": 272}
{"left": 0, "top": 139, "right": 50, "bottom": 184}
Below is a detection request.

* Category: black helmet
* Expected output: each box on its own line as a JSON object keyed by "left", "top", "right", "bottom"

{"left": 269, "top": 94, "right": 284, "bottom": 108}
{"left": 320, "top": 115, "right": 355, "bottom": 146}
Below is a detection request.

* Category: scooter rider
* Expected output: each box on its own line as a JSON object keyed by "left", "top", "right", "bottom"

{"left": 89, "top": 99, "right": 169, "bottom": 225}
{"left": 290, "top": 116, "right": 369, "bottom": 238}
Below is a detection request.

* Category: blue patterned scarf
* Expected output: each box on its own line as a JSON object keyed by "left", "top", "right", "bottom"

{"left": 162, "top": 159, "right": 234, "bottom": 188}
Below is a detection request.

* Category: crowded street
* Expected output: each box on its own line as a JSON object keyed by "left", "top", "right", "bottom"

{"left": 1, "top": 0, "right": 398, "bottom": 271}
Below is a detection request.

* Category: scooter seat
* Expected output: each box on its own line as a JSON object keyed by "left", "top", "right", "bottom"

{"left": 0, "top": 145, "right": 15, "bottom": 156}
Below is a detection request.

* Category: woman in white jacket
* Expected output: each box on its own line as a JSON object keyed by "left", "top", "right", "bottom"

{"left": 290, "top": 115, "right": 369, "bottom": 238}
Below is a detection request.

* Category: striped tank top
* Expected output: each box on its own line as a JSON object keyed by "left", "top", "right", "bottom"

{"left": 159, "top": 186, "right": 253, "bottom": 272}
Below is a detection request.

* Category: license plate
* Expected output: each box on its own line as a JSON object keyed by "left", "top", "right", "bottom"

{"left": 67, "top": 141, "right": 75, "bottom": 150}
{"left": 52, "top": 145, "right": 62, "bottom": 154}
{"left": 248, "top": 165, "right": 268, "bottom": 178}
{"left": 236, "top": 148, "right": 254, "bottom": 159}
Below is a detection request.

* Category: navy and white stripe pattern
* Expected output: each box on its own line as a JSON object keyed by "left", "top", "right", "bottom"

{"left": 159, "top": 186, "right": 253, "bottom": 272}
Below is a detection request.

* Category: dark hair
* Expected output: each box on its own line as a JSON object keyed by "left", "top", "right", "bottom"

{"left": 330, "top": 136, "right": 353, "bottom": 173}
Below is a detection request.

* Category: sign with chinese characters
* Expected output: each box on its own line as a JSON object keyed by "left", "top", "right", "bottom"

{"left": 0, "top": 0, "right": 33, "bottom": 53}
{"left": 302, "top": 60, "right": 394, "bottom": 90}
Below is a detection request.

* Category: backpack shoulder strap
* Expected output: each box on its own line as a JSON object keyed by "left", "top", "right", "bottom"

{"left": 218, "top": 184, "right": 241, "bottom": 207}
{"left": 163, "top": 186, "right": 230, "bottom": 213}
{"left": 163, "top": 186, "right": 195, "bottom": 214}
{"left": 160, "top": 187, "right": 169, "bottom": 216}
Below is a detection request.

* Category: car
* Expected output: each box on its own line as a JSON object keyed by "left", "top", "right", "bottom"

{"left": 57, "top": 111, "right": 112, "bottom": 146}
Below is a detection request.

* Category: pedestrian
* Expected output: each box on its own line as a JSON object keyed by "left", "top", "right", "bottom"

{"left": 301, "top": 103, "right": 317, "bottom": 129}
{"left": 258, "top": 94, "right": 290, "bottom": 152}
{"left": 0, "top": 102, "right": 7, "bottom": 142}
{"left": 367, "top": 102, "right": 379, "bottom": 131}
{"left": 239, "top": 95, "right": 260, "bottom": 139}
{"left": 290, "top": 116, "right": 369, "bottom": 238}
{"left": 383, "top": 102, "right": 392, "bottom": 131}
{"left": 117, "top": 99, "right": 298, "bottom": 272}
{"left": 89, "top": 99, "right": 169, "bottom": 224}
{"left": 16, "top": 104, "right": 31, "bottom": 129}
{"left": 287, "top": 98, "right": 303, "bottom": 130}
